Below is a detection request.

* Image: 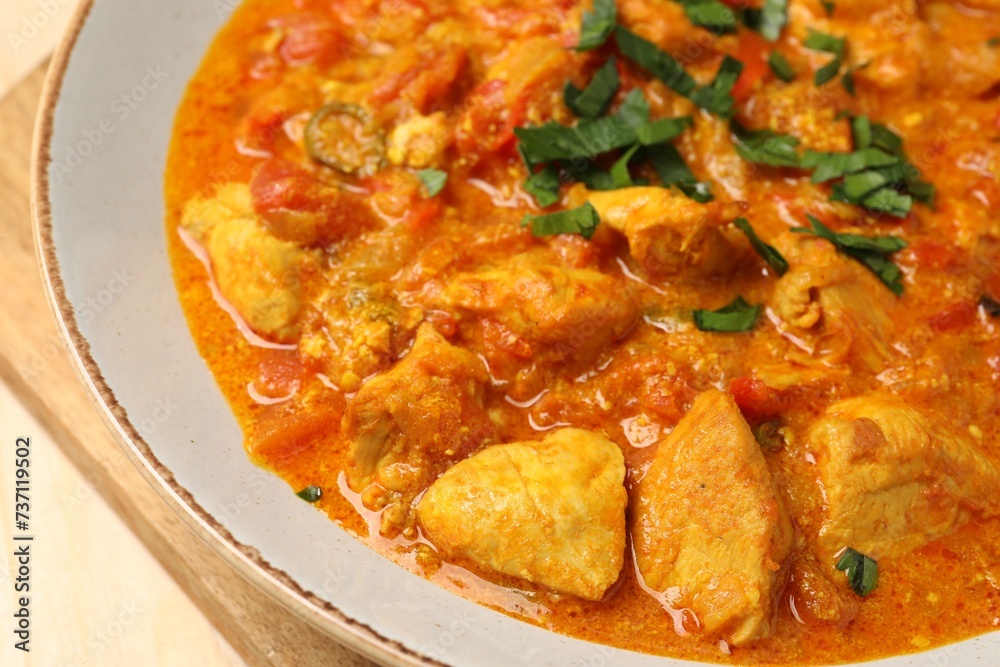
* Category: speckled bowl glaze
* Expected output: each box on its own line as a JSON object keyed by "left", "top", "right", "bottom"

{"left": 29, "top": 1, "right": 1000, "bottom": 665}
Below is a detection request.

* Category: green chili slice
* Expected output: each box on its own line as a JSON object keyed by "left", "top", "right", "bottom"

{"left": 304, "top": 102, "right": 385, "bottom": 175}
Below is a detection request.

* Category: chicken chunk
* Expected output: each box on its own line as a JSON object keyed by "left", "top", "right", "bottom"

{"left": 181, "top": 183, "right": 314, "bottom": 342}
{"left": 387, "top": 112, "right": 452, "bottom": 169}
{"left": 809, "top": 395, "right": 1000, "bottom": 560}
{"left": 417, "top": 428, "right": 627, "bottom": 600}
{"left": 771, "top": 234, "right": 897, "bottom": 373}
{"left": 738, "top": 80, "right": 853, "bottom": 152}
{"left": 632, "top": 390, "right": 794, "bottom": 646}
{"left": 343, "top": 324, "right": 494, "bottom": 533}
{"left": 585, "top": 187, "right": 748, "bottom": 276}
{"left": 437, "top": 253, "right": 638, "bottom": 366}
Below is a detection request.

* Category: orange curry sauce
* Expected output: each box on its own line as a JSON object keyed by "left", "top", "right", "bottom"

{"left": 166, "top": 0, "right": 1000, "bottom": 663}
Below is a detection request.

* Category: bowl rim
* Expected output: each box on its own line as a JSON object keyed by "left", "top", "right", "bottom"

{"left": 29, "top": 2, "right": 442, "bottom": 665}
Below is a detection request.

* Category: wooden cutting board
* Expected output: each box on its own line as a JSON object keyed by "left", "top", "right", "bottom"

{"left": 0, "top": 65, "right": 377, "bottom": 667}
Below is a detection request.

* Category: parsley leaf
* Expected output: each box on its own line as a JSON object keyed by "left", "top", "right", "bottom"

{"left": 522, "top": 202, "right": 601, "bottom": 239}
{"left": 794, "top": 214, "right": 908, "bottom": 294}
{"left": 611, "top": 144, "right": 642, "bottom": 188}
{"left": 296, "top": 486, "right": 323, "bottom": 503}
{"left": 836, "top": 547, "right": 879, "bottom": 597}
{"left": 734, "top": 218, "right": 789, "bottom": 275}
{"left": 732, "top": 122, "right": 801, "bottom": 167}
{"left": 523, "top": 165, "right": 562, "bottom": 208}
{"left": 515, "top": 115, "right": 638, "bottom": 166}
{"left": 803, "top": 30, "right": 845, "bottom": 86}
{"left": 751, "top": 0, "right": 789, "bottom": 42}
{"left": 840, "top": 61, "right": 869, "bottom": 96}
{"left": 648, "top": 143, "right": 714, "bottom": 202}
{"left": 677, "top": 0, "right": 738, "bottom": 33}
{"left": 565, "top": 58, "right": 621, "bottom": 118}
{"left": 694, "top": 296, "right": 762, "bottom": 332}
{"left": 801, "top": 147, "right": 898, "bottom": 183}
{"left": 417, "top": 169, "right": 448, "bottom": 197}
{"left": 577, "top": 0, "right": 617, "bottom": 51}
{"left": 690, "top": 55, "right": 744, "bottom": 118}
{"left": 615, "top": 27, "right": 699, "bottom": 98}
{"left": 638, "top": 116, "right": 693, "bottom": 145}
{"left": 768, "top": 51, "right": 796, "bottom": 82}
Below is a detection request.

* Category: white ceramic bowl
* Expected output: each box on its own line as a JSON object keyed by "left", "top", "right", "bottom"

{"left": 30, "top": 1, "right": 1000, "bottom": 665}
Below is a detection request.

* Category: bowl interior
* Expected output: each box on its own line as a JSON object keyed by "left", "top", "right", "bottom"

{"left": 37, "top": 1, "right": 999, "bottom": 665}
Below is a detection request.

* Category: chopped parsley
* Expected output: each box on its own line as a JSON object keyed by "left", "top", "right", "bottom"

{"left": 296, "top": 486, "right": 323, "bottom": 503}
{"left": 794, "top": 215, "right": 908, "bottom": 295}
{"left": 745, "top": 0, "right": 789, "bottom": 42}
{"left": 731, "top": 122, "right": 801, "bottom": 168}
{"left": 801, "top": 115, "right": 935, "bottom": 216}
{"left": 615, "top": 27, "right": 699, "bottom": 99}
{"left": 611, "top": 144, "right": 642, "bottom": 188}
{"left": 690, "top": 56, "right": 744, "bottom": 118}
{"left": 417, "top": 169, "right": 448, "bottom": 197}
{"left": 615, "top": 27, "right": 741, "bottom": 117}
{"left": 693, "top": 296, "right": 762, "bottom": 332}
{"left": 836, "top": 547, "right": 879, "bottom": 597}
{"left": 523, "top": 165, "right": 562, "bottom": 208}
{"left": 821, "top": 0, "right": 836, "bottom": 15}
{"left": 565, "top": 58, "right": 621, "bottom": 119}
{"left": 638, "top": 116, "right": 693, "bottom": 145}
{"left": 576, "top": 0, "right": 618, "bottom": 51}
{"left": 676, "top": 0, "right": 738, "bottom": 34}
{"left": 803, "top": 29, "right": 846, "bottom": 86}
{"left": 648, "top": 144, "right": 714, "bottom": 202}
{"left": 734, "top": 218, "right": 789, "bottom": 275}
{"left": 768, "top": 51, "right": 796, "bottom": 82}
{"left": 522, "top": 202, "right": 601, "bottom": 239}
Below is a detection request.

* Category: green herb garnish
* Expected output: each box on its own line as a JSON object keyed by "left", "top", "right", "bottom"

{"left": 690, "top": 56, "right": 744, "bottom": 118}
{"left": 836, "top": 547, "right": 879, "bottom": 597}
{"left": 746, "top": 0, "right": 788, "bottom": 42}
{"left": 565, "top": 58, "right": 621, "bottom": 119}
{"left": 638, "top": 117, "right": 693, "bottom": 145}
{"left": 768, "top": 51, "right": 796, "bottom": 82}
{"left": 732, "top": 122, "right": 801, "bottom": 167}
{"left": 522, "top": 202, "right": 601, "bottom": 239}
{"left": 693, "top": 296, "right": 762, "bottom": 332}
{"left": 734, "top": 218, "right": 789, "bottom": 275}
{"left": 296, "top": 486, "right": 323, "bottom": 503}
{"left": 821, "top": 0, "right": 835, "bottom": 15}
{"left": 417, "top": 169, "right": 448, "bottom": 197}
{"left": 577, "top": 0, "right": 618, "bottom": 51}
{"left": 794, "top": 214, "right": 908, "bottom": 294}
{"left": 648, "top": 144, "right": 714, "bottom": 202}
{"left": 523, "top": 165, "right": 562, "bottom": 208}
{"left": 803, "top": 30, "right": 845, "bottom": 86}
{"left": 677, "top": 0, "right": 738, "bottom": 33}
{"left": 615, "top": 27, "right": 699, "bottom": 98}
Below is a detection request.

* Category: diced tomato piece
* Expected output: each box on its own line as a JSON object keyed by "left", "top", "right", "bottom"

{"left": 910, "top": 240, "right": 959, "bottom": 271}
{"left": 730, "top": 376, "right": 783, "bottom": 421}
{"left": 731, "top": 30, "right": 772, "bottom": 103}
{"left": 269, "top": 14, "right": 344, "bottom": 68}
{"left": 249, "top": 409, "right": 338, "bottom": 465}
{"left": 250, "top": 159, "right": 378, "bottom": 245}
{"left": 404, "top": 199, "right": 443, "bottom": 232}
{"left": 929, "top": 302, "right": 978, "bottom": 332}
{"left": 456, "top": 79, "right": 516, "bottom": 155}
{"left": 370, "top": 45, "right": 467, "bottom": 113}
{"left": 255, "top": 350, "right": 306, "bottom": 398}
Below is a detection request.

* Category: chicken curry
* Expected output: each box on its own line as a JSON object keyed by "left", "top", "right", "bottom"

{"left": 165, "top": 0, "right": 1000, "bottom": 662}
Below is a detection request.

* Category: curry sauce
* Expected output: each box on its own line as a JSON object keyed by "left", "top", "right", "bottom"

{"left": 166, "top": 0, "right": 1000, "bottom": 663}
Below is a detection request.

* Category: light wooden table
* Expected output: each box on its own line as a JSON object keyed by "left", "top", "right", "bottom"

{"left": 0, "top": 3, "right": 377, "bottom": 666}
